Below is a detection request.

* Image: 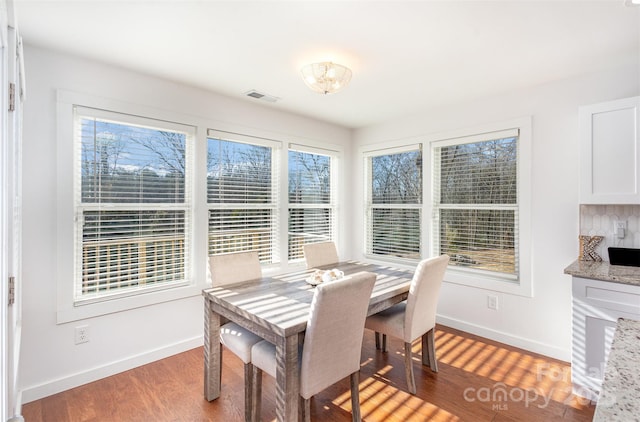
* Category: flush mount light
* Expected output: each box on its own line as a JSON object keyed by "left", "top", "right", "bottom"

{"left": 301, "top": 62, "right": 352, "bottom": 95}
{"left": 625, "top": 0, "right": 640, "bottom": 6}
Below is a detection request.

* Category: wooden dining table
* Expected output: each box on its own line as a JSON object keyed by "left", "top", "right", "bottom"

{"left": 202, "top": 260, "right": 415, "bottom": 422}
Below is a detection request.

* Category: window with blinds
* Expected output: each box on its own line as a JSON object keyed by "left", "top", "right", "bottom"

{"left": 288, "top": 147, "right": 335, "bottom": 261}
{"left": 74, "top": 106, "right": 193, "bottom": 302}
{"left": 365, "top": 146, "right": 422, "bottom": 260}
{"left": 433, "top": 129, "right": 519, "bottom": 278}
{"left": 207, "top": 131, "right": 279, "bottom": 264}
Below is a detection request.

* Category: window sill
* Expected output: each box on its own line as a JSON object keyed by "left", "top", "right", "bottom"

{"left": 57, "top": 282, "right": 204, "bottom": 324}
{"left": 444, "top": 266, "right": 532, "bottom": 297}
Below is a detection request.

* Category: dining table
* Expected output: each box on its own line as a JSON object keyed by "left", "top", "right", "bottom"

{"left": 202, "top": 260, "right": 415, "bottom": 422}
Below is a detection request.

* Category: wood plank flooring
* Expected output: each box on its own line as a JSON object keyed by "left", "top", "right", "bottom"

{"left": 22, "top": 325, "right": 595, "bottom": 421}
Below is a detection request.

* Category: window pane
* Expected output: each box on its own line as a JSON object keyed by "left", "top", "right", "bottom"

{"left": 433, "top": 132, "right": 519, "bottom": 279}
{"left": 366, "top": 147, "right": 422, "bottom": 260}
{"left": 81, "top": 210, "right": 186, "bottom": 294}
{"left": 207, "top": 136, "right": 278, "bottom": 263}
{"left": 370, "top": 208, "right": 421, "bottom": 259}
{"left": 75, "top": 107, "right": 191, "bottom": 301}
{"left": 207, "top": 139, "right": 272, "bottom": 204}
{"left": 372, "top": 151, "right": 422, "bottom": 204}
{"left": 287, "top": 149, "right": 335, "bottom": 261}
{"left": 288, "top": 208, "right": 333, "bottom": 260}
{"left": 439, "top": 208, "right": 516, "bottom": 275}
{"left": 439, "top": 137, "right": 517, "bottom": 205}
{"left": 81, "top": 119, "right": 186, "bottom": 204}
{"left": 288, "top": 151, "right": 330, "bottom": 204}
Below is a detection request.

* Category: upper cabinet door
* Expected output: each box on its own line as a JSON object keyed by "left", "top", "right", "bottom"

{"left": 580, "top": 96, "right": 640, "bottom": 204}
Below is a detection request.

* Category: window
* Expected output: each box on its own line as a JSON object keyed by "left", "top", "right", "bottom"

{"left": 74, "top": 106, "right": 194, "bottom": 303}
{"left": 364, "top": 145, "right": 422, "bottom": 260}
{"left": 207, "top": 130, "right": 280, "bottom": 264}
{"left": 432, "top": 129, "right": 519, "bottom": 280}
{"left": 288, "top": 145, "right": 336, "bottom": 261}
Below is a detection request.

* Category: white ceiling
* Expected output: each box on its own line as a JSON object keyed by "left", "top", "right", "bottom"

{"left": 13, "top": 0, "right": 640, "bottom": 129}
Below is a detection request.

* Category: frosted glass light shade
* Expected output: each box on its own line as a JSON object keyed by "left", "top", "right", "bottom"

{"left": 301, "top": 62, "right": 352, "bottom": 95}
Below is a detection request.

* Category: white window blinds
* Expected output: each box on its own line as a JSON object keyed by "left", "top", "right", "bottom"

{"left": 288, "top": 146, "right": 336, "bottom": 261}
{"left": 74, "top": 106, "right": 194, "bottom": 302}
{"left": 207, "top": 131, "right": 280, "bottom": 264}
{"left": 364, "top": 145, "right": 422, "bottom": 260}
{"left": 432, "top": 129, "right": 519, "bottom": 277}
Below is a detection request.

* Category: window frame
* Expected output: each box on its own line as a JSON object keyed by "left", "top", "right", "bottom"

{"left": 363, "top": 143, "right": 423, "bottom": 263}
{"left": 425, "top": 117, "right": 532, "bottom": 297}
{"left": 56, "top": 90, "right": 205, "bottom": 323}
{"left": 287, "top": 143, "right": 338, "bottom": 263}
{"left": 73, "top": 106, "right": 195, "bottom": 304}
{"left": 206, "top": 129, "right": 282, "bottom": 266}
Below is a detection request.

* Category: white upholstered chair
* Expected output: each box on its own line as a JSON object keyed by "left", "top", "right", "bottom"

{"left": 302, "top": 241, "right": 339, "bottom": 269}
{"left": 209, "top": 251, "right": 264, "bottom": 421}
{"left": 365, "top": 254, "right": 449, "bottom": 395}
{"left": 250, "top": 271, "right": 377, "bottom": 422}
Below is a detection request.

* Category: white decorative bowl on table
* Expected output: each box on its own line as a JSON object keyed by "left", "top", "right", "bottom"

{"left": 306, "top": 269, "right": 344, "bottom": 286}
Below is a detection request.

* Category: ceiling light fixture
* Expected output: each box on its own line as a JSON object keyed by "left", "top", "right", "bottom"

{"left": 301, "top": 62, "right": 352, "bottom": 95}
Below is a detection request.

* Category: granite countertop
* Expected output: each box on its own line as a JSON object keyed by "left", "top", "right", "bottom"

{"left": 593, "top": 318, "right": 640, "bottom": 421}
{"left": 564, "top": 259, "right": 640, "bottom": 287}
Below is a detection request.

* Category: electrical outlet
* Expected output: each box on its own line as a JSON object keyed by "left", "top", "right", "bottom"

{"left": 75, "top": 325, "right": 90, "bottom": 344}
{"left": 614, "top": 221, "right": 627, "bottom": 239}
{"left": 487, "top": 295, "right": 498, "bottom": 310}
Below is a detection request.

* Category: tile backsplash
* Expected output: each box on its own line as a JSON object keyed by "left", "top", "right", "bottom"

{"left": 580, "top": 204, "right": 640, "bottom": 261}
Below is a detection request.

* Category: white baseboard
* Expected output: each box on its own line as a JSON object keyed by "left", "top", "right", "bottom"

{"left": 437, "top": 315, "right": 570, "bottom": 362}
{"left": 20, "top": 336, "right": 203, "bottom": 404}
{"left": 20, "top": 320, "right": 570, "bottom": 404}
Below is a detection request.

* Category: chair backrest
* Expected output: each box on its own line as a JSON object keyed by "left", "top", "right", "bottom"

{"left": 404, "top": 255, "right": 450, "bottom": 342}
{"left": 299, "top": 271, "right": 377, "bottom": 399}
{"left": 209, "top": 251, "right": 262, "bottom": 286}
{"left": 303, "top": 241, "right": 339, "bottom": 269}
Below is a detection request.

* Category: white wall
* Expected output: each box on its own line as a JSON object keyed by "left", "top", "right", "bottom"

{"left": 352, "top": 61, "right": 640, "bottom": 361}
{"left": 19, "top": 45, "right": 351, "bottom": 402}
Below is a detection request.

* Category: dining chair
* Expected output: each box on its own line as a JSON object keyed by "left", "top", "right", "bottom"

{"left": 302, "top": 241, "right": 339, "bottom": 269}
{"left": 365, "top": 254, "right": 450, "bottom": 395}
{"left": 209, "top": 250, "right": 265, "bottom": 421}
{"left": 249, "top": 271, "right": 377, "bottom": 422}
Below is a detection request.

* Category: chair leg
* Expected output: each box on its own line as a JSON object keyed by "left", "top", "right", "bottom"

{"left": 350, "top": 372, "right": 361, "bottom": 422}
{"left": 244, "top": 363, "right": 254, "bottom": 422}
{"left": 251, "top": 366, "right": 262, "bottom": 422}
{"left": 374, "top": 332, "right": 388, "bottom": 352}
{"left": 421, "top": 328, "right": 438, "bottom": 372}
{"left": 302, "top": 398, "right": 311, "bottom": 422}
{"left": 404, "top": 342, "right": 416, "bottom": 395}
{"left": 301, "top": 397, "right": 311, "bottom": 422}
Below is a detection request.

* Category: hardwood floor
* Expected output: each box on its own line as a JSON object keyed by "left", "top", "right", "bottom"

{"left": 22, "top": 325, "right": 595, "bottom": 421}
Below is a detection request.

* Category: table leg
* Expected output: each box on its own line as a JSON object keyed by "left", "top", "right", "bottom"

{"left": 204, "top": 298, "right": 221, "bottom": 401}
{"left": 275, "top": 333, "right": 299, "bottom": 422}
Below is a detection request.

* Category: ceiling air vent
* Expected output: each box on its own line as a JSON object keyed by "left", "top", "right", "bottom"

{"left": 244, "top": 90, "right": 279, "bottom": 103}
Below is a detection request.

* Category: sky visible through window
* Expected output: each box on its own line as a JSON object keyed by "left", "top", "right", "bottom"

{"left": 81, "top": 118, "right": 186, "bottom": 204}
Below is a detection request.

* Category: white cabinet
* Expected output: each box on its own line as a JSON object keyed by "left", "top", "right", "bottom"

{"left": 579, "top": 96, "right": 640, "bottom": 204}
{"left": 571, "top": 277, "right": 640, "bottom": 401}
